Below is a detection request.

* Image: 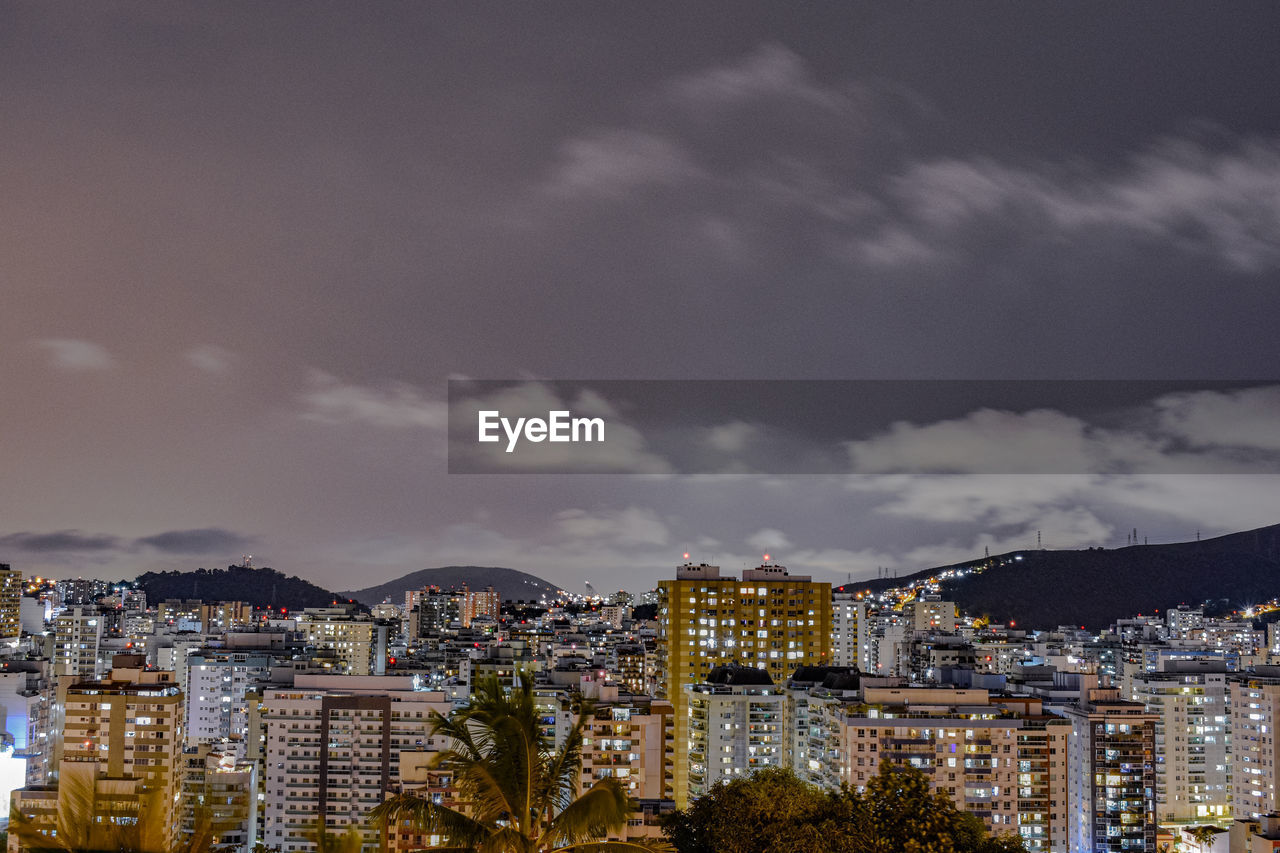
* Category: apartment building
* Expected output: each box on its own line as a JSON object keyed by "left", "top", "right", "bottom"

{"left": 1062, "top": 688, "right": 1158, "bottom": 853}
{"left": 11, "top": 656, "right": 186, "bottom": 853}
{"left": 657, "top": 562, "right": 830, "bottom": 806}
{"left": 259, "top": 675, "right": 452, "bottom": 852}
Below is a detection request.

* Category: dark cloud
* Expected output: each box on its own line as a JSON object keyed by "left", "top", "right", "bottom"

{"left": 0, "top": 530, "right": 122, "bottom": 553}
{"left": 135, "top": 528, "right": 253, "bottom": 555}
{"left": 0, "top": 6, "right": 1277, "bottom": 590}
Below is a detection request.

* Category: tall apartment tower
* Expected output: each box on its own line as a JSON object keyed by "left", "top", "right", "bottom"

{"left": 0, "top": 563, "right": 23, "bottom": 644}
{"left": 657, "top": 562, "right": 831, "bottom": 806}
{"left": 1061, "top": 688, "right": 1158, "bottom": 853}
{"left": 684, "top": 666, "right": 785, "bottom": 802}
{"left": 295, "top": 610, "right": 388, "bottom": 675}
{"left": 259, "top": 675, "right": 453, "bottom": 851}
{"left": 830, "top": 592, "right": 861, "bottom": 668}
{"left": 52, "top": 605, "right": 103, "bottom": 679}
{"left": 1130, "top": 663, "right": 1231, "bottom": 823}
{"left": 1229, "top": 668, "right": 1280, "bottom": 817}
{"left": 461, "top": 584, "right": 500, "bottom": 627}
{"left": 10, "top": 656, "right": 186, "bottom": 853}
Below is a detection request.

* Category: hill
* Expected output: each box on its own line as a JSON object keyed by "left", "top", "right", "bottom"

{"left": 136, "top": 565, "right": 355, "bottom": 610}
{"left": 343, "top": 566, "right": 564, "bottom": 606}
{"left": 838, "top": 523, "right": 1280, "bottom": 630}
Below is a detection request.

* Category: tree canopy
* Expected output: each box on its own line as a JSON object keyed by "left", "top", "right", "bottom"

{"left": 662, "top": 763, "right": 1027, "bottom": 853}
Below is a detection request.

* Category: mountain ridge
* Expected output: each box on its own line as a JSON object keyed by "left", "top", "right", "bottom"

{"left": 137, "top": 565, "right": 354, "bottom": 610}
{"left": 342, "top": 565, "right": 564, "bottom": 605}
{"left": 838, "top": 522, "right": 1280, "bottom": 629}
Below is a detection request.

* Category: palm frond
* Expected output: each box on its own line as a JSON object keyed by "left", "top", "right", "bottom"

{"left": 7, "top": 805, "right": 68, "bottom": 853}
{"left": 368, "top": 791, "right": 490, "bottom": 850}
{"left": 538, "top": 699, "right": 592, "bottom": 818}
{"left": 549, "top": 841, "right": 675, "bottom": 853}
{"left": 538, "top": 779, "right": 630, "bottom": 849}
{"left": 476, "top": 825, "right": 531, "bottom": 853}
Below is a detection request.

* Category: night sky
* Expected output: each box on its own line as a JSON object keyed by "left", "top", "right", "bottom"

{"left": 4, "top": 4, "right": 1280, "bottom": 594}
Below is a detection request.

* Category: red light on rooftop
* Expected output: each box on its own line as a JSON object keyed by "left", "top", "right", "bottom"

{"left": 762, "top": 554, "right": 770, "bottom": 562}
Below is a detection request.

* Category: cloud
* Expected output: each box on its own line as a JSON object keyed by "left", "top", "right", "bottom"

{"left": 666, "top": 44, "right": 850, "bottom": 114}
{"left": 1155, "top": 384, "right": 1280, "bottom": 452}
{"left": 0, "top": 530, "right": 122, "bottom": 553}
{"left": 705, "top": 421, "right": 761, "bottom": 454}
{"left": 871, "top": 134, "right": 1280, "bottom": 273}
{"left": 34, "top": 338, "right": 115, "bottom": 371}
{"left": 745, "top": 527, "right": 792, "bottom": 553}
{"left": 542, "top": 129, "right": 703, "bottom": 200}
{"left": 848, "top": 474, "right": 1099, "bottom": 527}
{"left": 135, "top": 527, "right": 253, "bottom": 554}
{"left": 186, "top": 344, "right": 239, "bottom": 375}
{"left": 846, "top": 409, "right": 1135, "bottom": 474}
{"left": 299, "top": 370, "right": 447, "bottom": 430}
{"left": 555, "top": 507, "right": 670, "bottom": 547}
{"left": 901, "top": 507, "right": 1113, "bottom": 567}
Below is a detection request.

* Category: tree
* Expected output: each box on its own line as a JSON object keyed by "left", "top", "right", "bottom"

{"left": 661, "top": 767, "right": 848, "bottom": 853}
{"left": 662, "top": 763, "right": 1027, "bottom": 853}
{"left": 369, "top": 674, "right": 667, "bottom": 852}
{"left": 1186, "top": 825, "right": 1224, "bottom": 851}
{"left": 7, "top": 774, "right": 213, "bottom": 853}
{"left": 301, "top": 823, "right": 364, "bottom": 853}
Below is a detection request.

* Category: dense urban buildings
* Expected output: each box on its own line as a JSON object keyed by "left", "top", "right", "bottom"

{"left": 7, "top": 556, "right": 1280, "bottom": 853}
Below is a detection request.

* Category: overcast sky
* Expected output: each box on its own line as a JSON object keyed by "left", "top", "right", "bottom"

{"left": 3, "top": 3, "right": 1280, "bottom": 595}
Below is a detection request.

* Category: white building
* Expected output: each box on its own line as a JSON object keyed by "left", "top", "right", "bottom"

{"left": 831, "top": 593, "right": 862, "bottom": 668}
{"left": 52, "top": 606, "right": 102, "bottom": 679}
{"left": 1131, "top": 663, "right": 1231, "bottom": 823}
{"left": 186, "top": 651, "right": 274, "bottom": 747}
{"left": 683, "top": 666, "right": 785, "bottom": 802}
{"left": 1229, "top": 668, "right": 1280, "bottom": 818}
{"left": 260, "top": 675, "right": 452, "bottom": 852}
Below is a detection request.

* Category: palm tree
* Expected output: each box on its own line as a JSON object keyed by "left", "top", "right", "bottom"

{"left": 369, "top": 674, "right": 667, "bottom": 853}
{"left": 8, "top": 773, "right": 213, "bottom": 853}
{"left": 301, "top": 822, "right": 364, "bottom": 853}
{"left": 1186, "top": 824, "right": 1223, "bottom": 851}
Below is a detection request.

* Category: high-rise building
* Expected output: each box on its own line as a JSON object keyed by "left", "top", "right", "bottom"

{"left": 260, "top": 675, "right": 453, "bottom": 852}
{"left": 0, "top": 564, "right": 23, "bottom": 644}
{"left": 460, "top": 585, "right": 499, "bottom": 628}
{"left": 685, "top": 666, "right": 785, "bottom": 802}
{"left": 1229, "top": 669, "right": 1280, "bottom": 818}
{"left": 821, "top": 686, "right": 1051, "bottom": 839}
{"left": 52, "top": 606, "right": 103, "bottom": 679}
{"left": 1130, "top": 663, "right": 1231, "bottom": 823}
{"left": 831, "top": 592, "right": 861, "bottom": 668}
{"left": 563, "top": 672, "right": 675, "bottom": 833}
{"left": 657, "top": 562, "right": 831, "bottom": 806}
{"left": 181, "top": 744, "right": 259, "bottom": 853}
{"left": 1061, "top": 687, "right": 1158, "bottom": 853}
{"left": 296, "top": 610, "right": 388, "bottom": 675}
{"left": 185, "top": 651, "right": 274, "bottom": 747}
{"left": 1015, "top": 715, "right": 1073, "bottom": 853}
{"left": 0, "top": 661, "right": 51, "bottom": 796}
{"left": 405, "top": 587, "right": 460, "bottom": 637}
{"left": 11, "top": 656, "right": 186, "bottom": 852}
